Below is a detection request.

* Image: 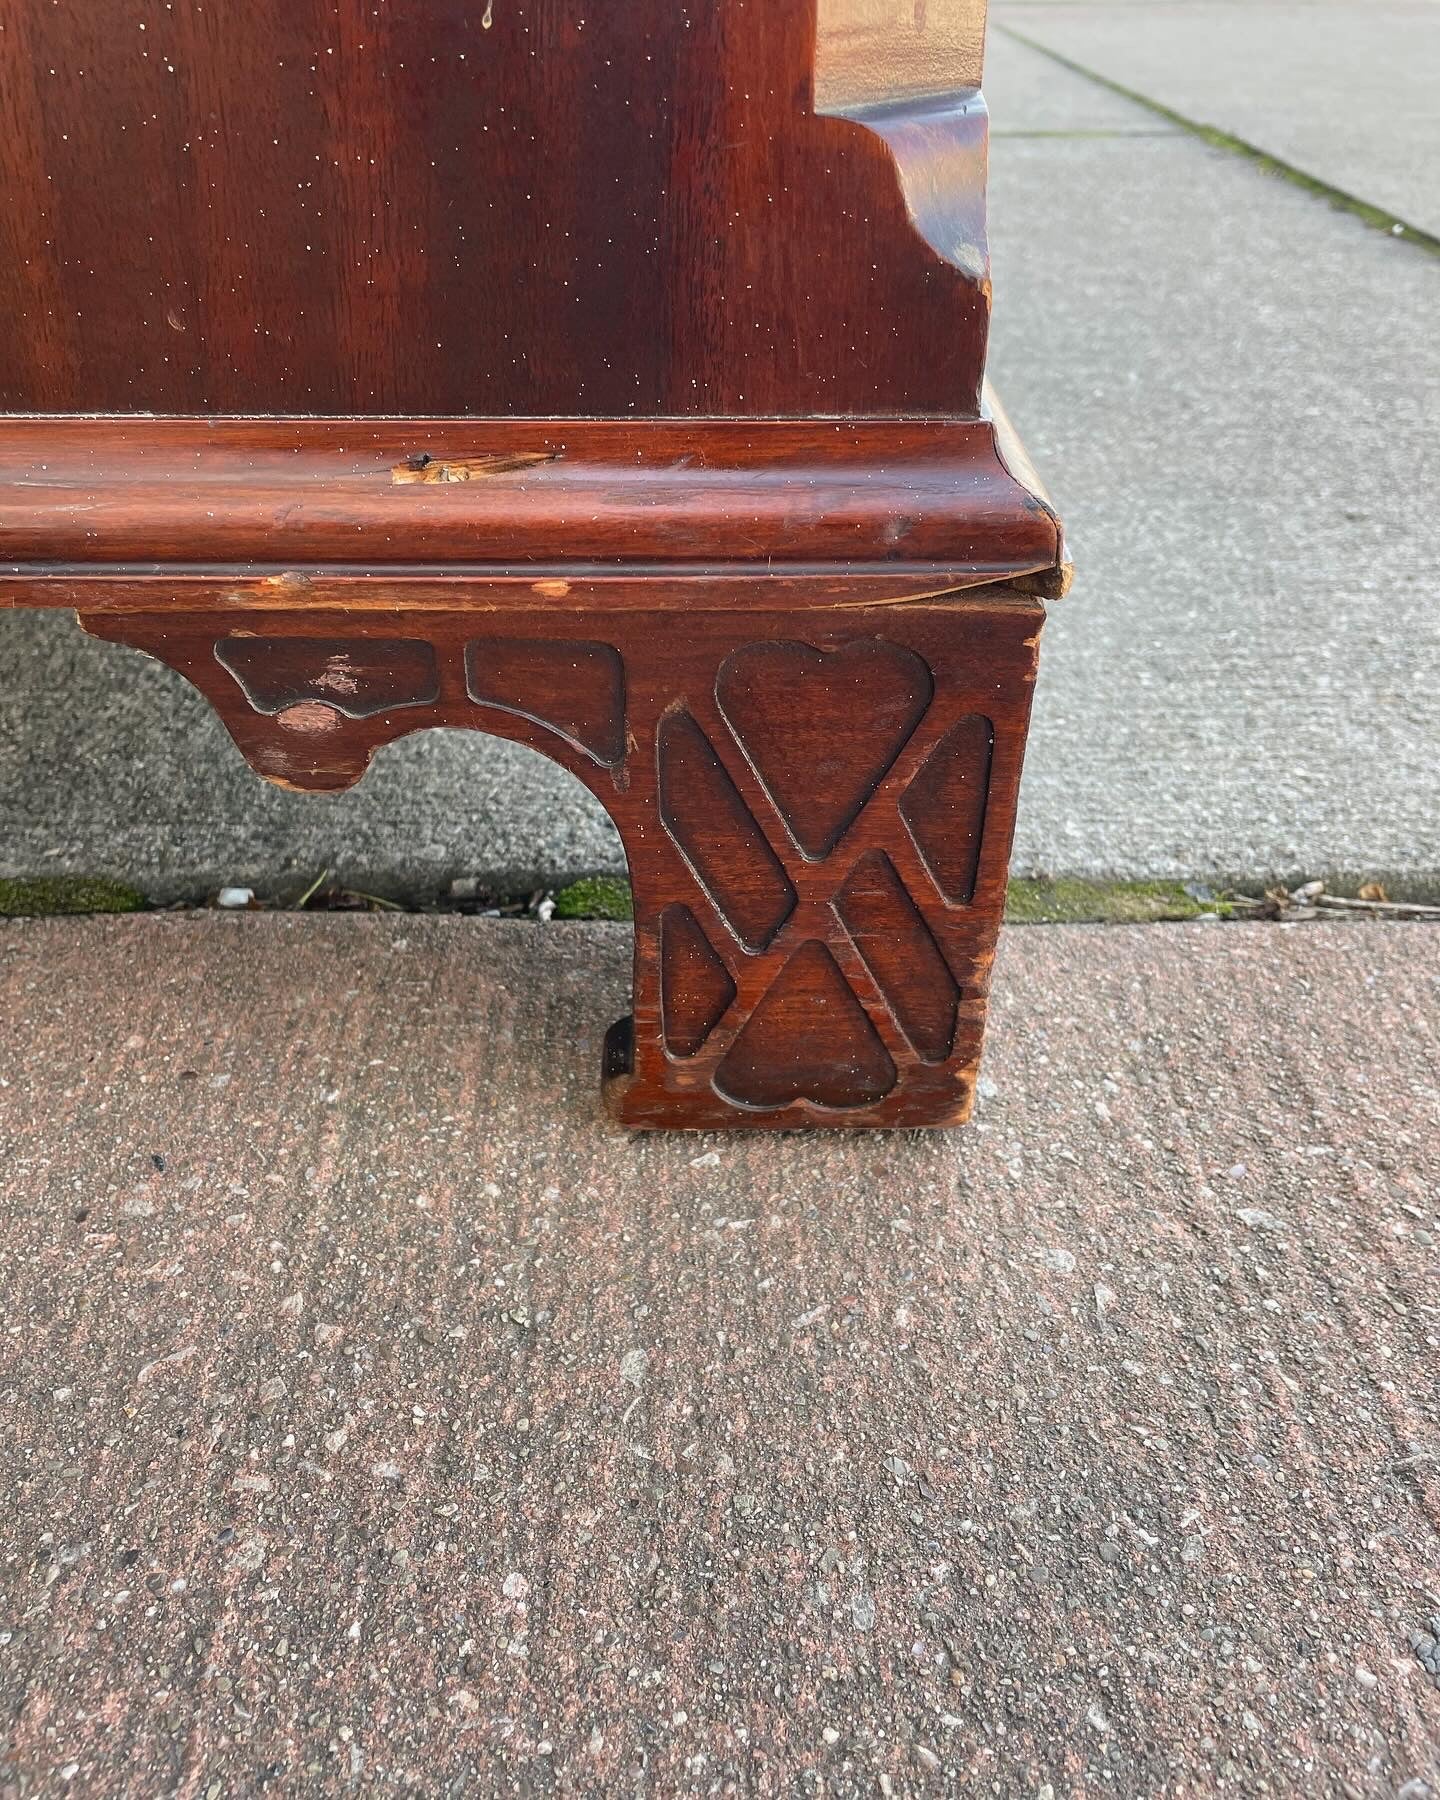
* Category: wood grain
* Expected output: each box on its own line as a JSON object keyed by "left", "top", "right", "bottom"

{"left": 0, "top": 0, "right": 990, "bottom": 416}
{"left": 0, "top": 418, "right": 1057, "bottom": 575}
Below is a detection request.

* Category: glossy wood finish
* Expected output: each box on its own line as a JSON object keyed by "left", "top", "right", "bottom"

{"left": 0, "top": 418, "right": 1059, "bottom": 575}
{"left": 0, "top": 0, "right": 990, "bottom": 416}
{"left": 0, "top": 0, "right": 1068, "bottom": 1130}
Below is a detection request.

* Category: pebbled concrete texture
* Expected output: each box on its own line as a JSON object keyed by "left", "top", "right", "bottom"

{"left": 992, "top": 1, "right": 1440, "bottom": 237}
{"left": 1, "top": 913, "right": 1438, "bottom": 1793}
{"left": 2, "top": 19, "right": 1439, "bottom": 902}
{"left": 984, "top": 17, "right": 1182, "bottom": 137}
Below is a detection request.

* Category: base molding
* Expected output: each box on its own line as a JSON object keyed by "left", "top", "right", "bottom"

{"left": 0, "top": 415, "right": 1062, "bottom": 579}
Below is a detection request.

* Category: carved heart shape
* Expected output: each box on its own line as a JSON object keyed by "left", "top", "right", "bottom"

{"left": 717, "top": 640, "right": 933, "bottom": 860}
{"left": 714, "top": 942, "right": 897, "bottom": 1111}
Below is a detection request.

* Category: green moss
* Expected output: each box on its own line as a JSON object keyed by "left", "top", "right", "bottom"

{"left": 548, "top": 874, "right": 1224, "bottom": 926}
{"left": 0, "top": 876, "right": 147, "bottom": 917}
{"left": 552, "top": 875, "right": 634, "bottom": 922}
{"left": 546, "top": 875, "right": 1227, "bottom": 925}
{"left": 1005, "top": 878, "right": 1228, "bottom": 925}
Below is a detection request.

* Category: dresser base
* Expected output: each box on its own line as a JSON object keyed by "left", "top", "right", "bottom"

{"left": 2, "top": 415, "right": 1064, "bottom": 1130}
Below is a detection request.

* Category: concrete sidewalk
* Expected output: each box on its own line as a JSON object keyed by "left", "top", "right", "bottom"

{"left": 3, "top": 9, "right": 1438, "bottom": 904}
{"left": 985, "top": 26, "right": 1439, "bottom": 898}
{"left": 1, "top": 914, "right": 1438, "bottom": 1792}
{"left": 992, "top": 0, "right": 1440, "bottom": 237}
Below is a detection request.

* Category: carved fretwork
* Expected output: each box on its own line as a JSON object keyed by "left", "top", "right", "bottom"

{"left": 77, "top": 587, "right": 1044, "bottom": 1130}
{"left": 717, "top": 641, "right": 933, "bottom": 861}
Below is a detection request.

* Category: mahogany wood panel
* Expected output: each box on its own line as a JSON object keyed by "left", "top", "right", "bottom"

{"left": 74, "top": 585, "right": 1044, "bottom": 1130}
{"left": 0, "top": 0, "right": 989, "bottom": 417}
{"left": 661, "top": 907, "right": 740, "bottom": 1061}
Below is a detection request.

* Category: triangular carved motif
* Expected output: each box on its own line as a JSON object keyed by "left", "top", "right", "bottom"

{"left": 661, "top": 906, "right": 737, "bottom": 1058}
{"left": 657, "top": 709, "right": 797, "bottom": 952}
{"left": 714, "top": 941, "right": 896, "bottom": 1111}
{"left": 899, "top": 714, "right": 994, "bottom": 905}
{"left": 834, "top": 850, "right": 959, "bottom": 1063}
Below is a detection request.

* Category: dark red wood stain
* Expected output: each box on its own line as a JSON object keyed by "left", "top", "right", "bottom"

{"left": 63, "top": 593, "right": 1045, "bottom": 1128}
{"left": 900, "top": 714, "right": 997, "bottom": 907}
{"left": 0, "top": 0, "right": 1067, "bottom": 1129}
{"left": 216, "top": 637, "right": 439, "bottom": 718}
{"left": 834, "top": 850, "right": 961, "bottom": 1064}
{"left": 717, "top": 641, "right": 934, "bottom": 861}
{"left": 660, "top": 907, "right": 739, "bottom": 1061}
{"left": 715, "top": 941, "right": 899, "bottom": 1112}
{"left": 658, "top": 710, "right": 800, "bottom": 957}
{"left": 0, "top": 0, "right": 988, "bottom": 417}
{"left": 465, "top": 640, "right": 626, "bottom": 768}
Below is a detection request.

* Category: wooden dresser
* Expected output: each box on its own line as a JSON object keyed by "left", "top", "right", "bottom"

{"left": 0, "top": 0, "right": 1067, "bottom": 1129}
